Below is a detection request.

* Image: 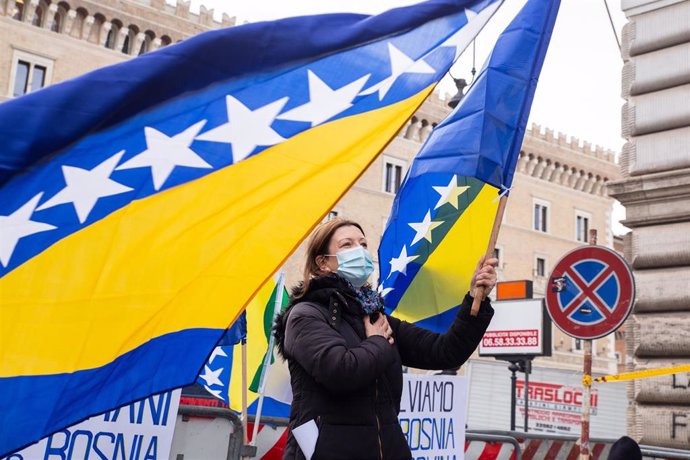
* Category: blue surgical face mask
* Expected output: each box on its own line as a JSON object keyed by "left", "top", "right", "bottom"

{"left": 328, "top": 246, "right": 374, "bottom": 288}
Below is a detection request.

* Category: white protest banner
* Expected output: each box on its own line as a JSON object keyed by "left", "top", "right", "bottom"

{"left": 398, "top": 374, "right": 469, "bottom": 460}
{"left": 4, "top": 389, "right": 180, "bottom": 460}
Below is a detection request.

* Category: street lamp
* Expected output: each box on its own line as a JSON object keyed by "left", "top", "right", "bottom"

{"left": 447, "top": 78, "right": 468, "bottom": 108}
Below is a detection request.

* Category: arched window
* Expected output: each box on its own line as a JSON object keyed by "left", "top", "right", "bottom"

{"left": 105, "top": 28, "right": 116, "bottom": 48}
{"left": 106, "top": 20, "right": 122, "bottom": 49}
{"left": 31, "top": 6, "right": 43, "bottom": 26}
{"left": 12, "top": 0, "right": 25, "bottom": 20}
{"left": 122, "top": 25, "right": 138, "bottom": 54}
{"left": 49, "top": 2, "right": 70, "bottom": 33}
{"left": 121, "top": 34, "right": 130, "bottom": 53}
{"left": 50, "top": 12, "right": 61, "bottom": 32}
{"left": 90, "top": 14, "right": 105, "bottom": 44}
{"left": 71, "top": 8, "right": 88, "bottom": 39}
{"left": 139, "top": 31, "right": 155, "bottom": 55}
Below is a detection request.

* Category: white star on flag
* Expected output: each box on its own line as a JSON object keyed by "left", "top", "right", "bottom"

{"left": 37, "top": 151, "right": 132, "bottom": 223}
{"left": 359, "top": 43, "right": 435, "bottom": 100}
{"left": 117, "top": 121, "right": 211, "bottom": 191}
{"left": 196, "top": 95, "right": 288, "bottom": 163}
{"left": 203, "top": 387, "right": 223, "bottom": 399}
{"left": 198, "top": 365, "right": 224, "bottom": 387}
{"left": 278, "top": 70, "right": 370, "bottom": 127}
{"left": 432, "top": 175, "right": 470, "bottom": 209}
{"left": 389, "top": 245, "right": 419, "bottom": 277}
{"left": 377, "top": 284, "right": 394, "bottom": 298}
{"left": 408, "top": 210, "right": 443, "bottom": 246}
{"left": 207, "top": 346, "right": 228, "bottom": 365}
{"left": 440, "top": 4, "right": 501, "bottom": 60}
{"left": 0, "top": 193, "right": 56, "bottom": 267}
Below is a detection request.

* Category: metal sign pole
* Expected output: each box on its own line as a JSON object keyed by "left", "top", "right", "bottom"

{"left": 524, "top": 358, "right": 530, "bottom": 433}
{"left": 509, "top": 361, "right": 518, "bottom": 431}
{"left": 580, "top": 229, "right": 597, "bottom": 460}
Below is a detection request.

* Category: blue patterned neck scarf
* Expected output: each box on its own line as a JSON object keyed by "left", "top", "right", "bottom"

{"left": 341, "top": 277, "right": 385, "bottom": 315}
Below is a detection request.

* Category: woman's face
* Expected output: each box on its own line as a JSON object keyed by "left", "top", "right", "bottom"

{"left": 319, "top": 225, "right": 368, "bottom": 273}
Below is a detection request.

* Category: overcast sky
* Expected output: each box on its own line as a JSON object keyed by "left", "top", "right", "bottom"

{"left": 187, "top": 0, "right": 629, "bottom": 233}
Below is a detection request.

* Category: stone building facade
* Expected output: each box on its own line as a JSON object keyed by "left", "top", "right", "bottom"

{"left": 608, "top": 0, "right": 690, "bottom": 449}
{"left": 0, "top": 0, "right": 232, "bottom": 102}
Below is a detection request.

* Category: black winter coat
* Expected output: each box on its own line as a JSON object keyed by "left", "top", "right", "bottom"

{"left": 274, "top": 275, "right": 494, "bottom": 460}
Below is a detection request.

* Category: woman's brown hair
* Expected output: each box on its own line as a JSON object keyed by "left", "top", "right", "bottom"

{"left": 293, "top": 217, "right": 365, "bottom": 299}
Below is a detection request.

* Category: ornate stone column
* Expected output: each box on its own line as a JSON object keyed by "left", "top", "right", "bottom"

{"left": 560, "top": 166, "right": 573, "bottom": 187}
{"left": 518, "top": 153, "right": 529, "bottom": 174}
{"left": 551, "top": 163, "right": 563, "bottom": 183}
{"left": 419, "top": 122, "right": 433, "bottom": 142}
{"left": 4, "top": 0, "right": 13, "bottom": 16}
{"left": 526, "top": 155, "right": 539, "bottom": 176}
{"left": 43, "top": 3, "right": 58, "bottom": 30}
{"left": 534, "top": 158, "right": 547, "bottom": 178}
{"left": 63, "top": 9, "right": 77, "bottom": 36}
{"left": 23, "top": 0, "right": 39, "bottom": 23}
{"left": 132, "top": 32, "right": 147, "bottom": 55}
{"left": 99, "top": 21, "right": 112, "bottom": 47}
{"left": 114, "top": 26, "right": 129, "bottom": 52}
{"left": 150, "top": 37, "right": 162, "bottom": 51}
{"left": 82, "top": 15, "right": 95, "bottom": 42}
{"left": 404, "top": 119, "right": 422, "bottom": 142}
{"left": 541, "top": 161, "right": 557, "bottom": 181}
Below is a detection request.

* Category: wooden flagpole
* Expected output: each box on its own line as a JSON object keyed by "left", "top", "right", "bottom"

{"left": 471, "top": 194, "right": 508, "bottom": 316}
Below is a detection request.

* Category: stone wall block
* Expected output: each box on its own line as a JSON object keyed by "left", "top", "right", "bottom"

{"left": 636, "top": 404, "right": 690, "bottom": 449}
{"left": 626, "top": 1, "right": 690, "bottom": 57}
{"left": 634, "top": 267, "right": 690, "bottom": 313}
{"left": 630, "top": 222, "right": 690, "bottom": 269}
{"left": 634, "top": 359, "right": 690, "bottom": 404}
{"left": 626, "top": 84, "right": 690, "bottom": 137}
{"left": 634, "top": 313, "right": 690, "bottom": 356}
{"left": 624, "top": 42, "right": 690, "bottom": 98}
{"left": 628, "top": 126, "right": 690, "bottom": 176}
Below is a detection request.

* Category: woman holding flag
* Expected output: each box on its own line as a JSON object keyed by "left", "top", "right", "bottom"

{"left": 275, "top": 218, "right": 497, "bottom": 460}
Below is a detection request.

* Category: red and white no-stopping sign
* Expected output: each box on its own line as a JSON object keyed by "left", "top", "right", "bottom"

{"left": 545, "top": 246, "right": 635, "bottom": 340}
